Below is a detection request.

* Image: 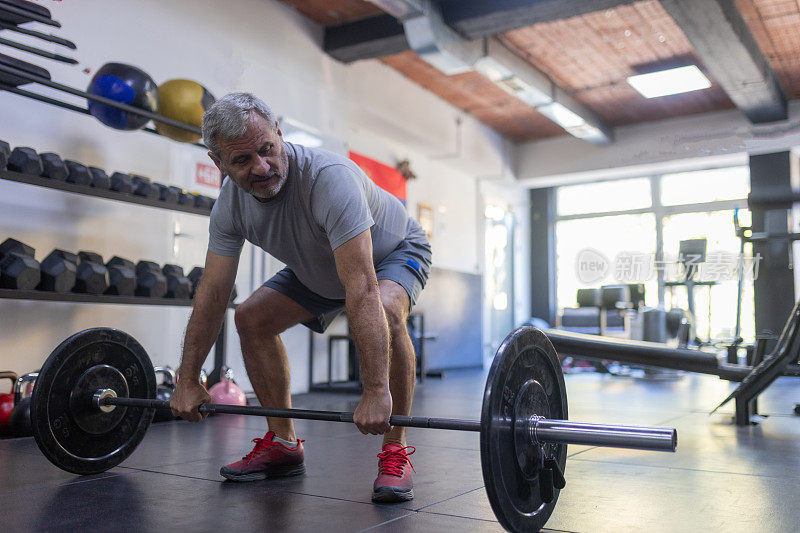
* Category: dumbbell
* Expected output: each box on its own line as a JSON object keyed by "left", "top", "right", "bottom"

{"left": 105, "top": 256, "right": 136, "bottom": 296}
{"left": 0, "top": 140, "right": 10, "bottom": 170}
{"left": 7, "top": 147, "right": 43, "bottom": 175}
{"left": 65, "top": 161, "right": 92, "bottom": 186}
{"left": 74, "top": 251, "right": 109, "bottom": 294}
{"left": 0, "top": 238, "right": 40, "bottom": 290}
{"left": 177, "top": 191, "right": 194, "bottom": 206}
{"left": 88, "top": 167, "right": 111, "bottom": 190}
{"left": 177, "top": 192, "right": 211, "bottom": 210}
{"left": 38, "top": 249, "right": 77, "bottom": 292}
{"left": 186, "top": 266, "right": 236, "bottom": 302}
{"left": 39, "top": 153, "right": 68, "bottom": 180}
{"left": 188, "top": 266, "right": 203, "bottom": 297}
{"left": 162, "top": 264, "right": 192, "bottom": 299}
{"left": 110, "top": 172, "right": 133, "bottom": 194}
{"left": 195, "top": 195, "right": 213, "bottom": 210}
{"left": 131, "top": 175, "right": 158, "bottom": 199}
{"left": 155, "top": 184, "right": 181, "bottom": 204}
{"left": 135, "top": 260, "right": 167, "bottom": 298}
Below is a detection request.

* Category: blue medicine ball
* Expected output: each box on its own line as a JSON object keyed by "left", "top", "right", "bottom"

{"left": 87, "top": 62, "right": 158, "bottom": 130}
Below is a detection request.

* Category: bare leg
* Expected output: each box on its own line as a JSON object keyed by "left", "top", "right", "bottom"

{"left": 234, "top": 286, "right": 315, "bottom": 442}
{"left": 378, "top": 280, "right": 416, "bottom": 447}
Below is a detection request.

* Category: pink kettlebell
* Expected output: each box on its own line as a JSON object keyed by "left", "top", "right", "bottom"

{"left": 208, "top": 367, "right": 247, "bottom": 406}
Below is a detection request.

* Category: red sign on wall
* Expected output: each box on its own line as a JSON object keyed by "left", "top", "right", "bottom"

{"left": 348, "top": 151, "right": 406, "bottom": 202}
{"left": 196, "top": 162, "right": 221, "bottom": 188}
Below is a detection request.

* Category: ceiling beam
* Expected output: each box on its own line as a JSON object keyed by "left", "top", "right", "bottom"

{"left": 324, "top": 0, "right": 635, "bottom": 63}
{"left": 440, "top": 0, "right": 637, "bottom": 40}
{"left": 659, "top": 0, "right": 787, "bottom": 124}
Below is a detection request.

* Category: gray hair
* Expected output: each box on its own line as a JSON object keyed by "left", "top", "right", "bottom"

{"left": 202, "top": 92, "right": 277, "bottom": 155}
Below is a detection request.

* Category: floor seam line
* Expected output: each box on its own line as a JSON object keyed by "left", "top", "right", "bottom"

{"left": 355, "top": 513, "right": 417, "bottom": 532}
{"left": 414, "top": 485, "right": 485, "bottom": 512}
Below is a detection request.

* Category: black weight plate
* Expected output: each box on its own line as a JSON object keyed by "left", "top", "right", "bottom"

{"left": 481, "top": 327, "right": 568, "bottom": 532}
{"left": 31, "top": 328, "right": 156, "bottom": 475}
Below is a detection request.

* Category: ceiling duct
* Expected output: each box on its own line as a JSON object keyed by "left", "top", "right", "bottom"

{"left": 402, "top": 0, "right": 483, "bottom": 75}
{"left": 364, "top": 0, "right": 424, "bottom": 21}
{"left": 380, "top": 0, "right": 613, "bottom": 143}
{"left": 475, "top": 38, "right": 613, "bottom": 143}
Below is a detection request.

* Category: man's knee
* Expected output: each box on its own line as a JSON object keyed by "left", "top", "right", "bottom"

{"left": 234, "top": 298, "right": 280, "bottom": 337}
{"left": 379, "top": 282, "right": 410, "bottom": 338}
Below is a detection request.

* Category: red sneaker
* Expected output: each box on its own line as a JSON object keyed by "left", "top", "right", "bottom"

{"left": 220, "top": 431, "right": 306, "bottom": 481}
{"left": 372, "top": 443, "right": 415, "bottom": 502}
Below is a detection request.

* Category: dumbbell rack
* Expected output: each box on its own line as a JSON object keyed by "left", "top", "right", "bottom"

{"left": 0, "top": 169, "right": 212, "bottom": 215}
{"left": 0, "top": 166, "right": 234, "bottom": 384}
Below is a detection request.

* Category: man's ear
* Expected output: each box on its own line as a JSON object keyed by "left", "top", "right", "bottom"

{"left": 275, "top": 122, "right": 283, "bottom": 137}
{"left": 208, "top": 151, "right": 224, "bottom": 174}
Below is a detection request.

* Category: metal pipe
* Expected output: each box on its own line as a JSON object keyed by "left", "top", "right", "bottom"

{"left": 0, "top": 83, "right": 206, "bottom": 146}
{"left": 545, "top": 328, "right": 723, "bottom": 375}
{"left": 0, "top": 0, "right": 60, "bottom": 27}
{"left": 532, "top": 419, "right": 677, "bottom": 452}
{"left": 0, "top": 36, "right": 77, "bottom": 64}
{"left": 0, "top": 22, "right": 76, "bottom": 49}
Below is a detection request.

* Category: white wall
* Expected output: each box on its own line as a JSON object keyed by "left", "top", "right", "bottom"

{"left": 0, "top": 0, "right": 514, "bottom": 392}
{"left": 516, "top": 100, "right": 800, "bottom": 188}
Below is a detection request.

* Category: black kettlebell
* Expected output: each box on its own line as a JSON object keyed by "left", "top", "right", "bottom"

{"left": 153, "top": 366, "right": 177, "bottom": 422}
{"left": 10, "top": 372, "right": 38, "bottom": 437}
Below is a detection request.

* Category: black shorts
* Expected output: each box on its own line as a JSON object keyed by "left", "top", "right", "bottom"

{"left": 263, "top": 238, "right": 431, "bottom": 333}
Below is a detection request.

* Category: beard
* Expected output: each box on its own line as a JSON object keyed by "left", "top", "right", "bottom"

{"left": 250, "top": 172, "right": 287, "bottom": 200}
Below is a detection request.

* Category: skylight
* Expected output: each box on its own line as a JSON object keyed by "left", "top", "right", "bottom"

{"left": 627, "top": 65, "right": 711, "bottom": 98}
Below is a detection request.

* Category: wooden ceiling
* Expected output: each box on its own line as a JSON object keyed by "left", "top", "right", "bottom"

{"left": 277, "top": 0, "right": 800, "bottom": 143}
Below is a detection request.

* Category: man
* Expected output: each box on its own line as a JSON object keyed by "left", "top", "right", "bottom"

{"left": 170, "top": 92, "right": 431, "bottom": 503}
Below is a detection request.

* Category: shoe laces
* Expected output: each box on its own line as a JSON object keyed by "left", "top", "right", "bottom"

{"left": 243, "top": 438, "right": 276, "bottom": 461}
{"left": 377, "top": 445, "right": 416, "bottom": 477}
{"left": 242, "top": 436, "right": 304, "bottom": 461}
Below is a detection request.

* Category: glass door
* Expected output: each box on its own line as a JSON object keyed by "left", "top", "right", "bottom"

{"left": 485, "top": 205, "right": 515, "bottom": 355}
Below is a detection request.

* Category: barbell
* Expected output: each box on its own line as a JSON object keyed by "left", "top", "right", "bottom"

{"left": 30, "top": 326, "right": 677, "bottom": 532}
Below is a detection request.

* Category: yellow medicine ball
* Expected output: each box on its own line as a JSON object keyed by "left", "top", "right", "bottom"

{"left": 155, "top": 79, "right": 215, "bottom": 143}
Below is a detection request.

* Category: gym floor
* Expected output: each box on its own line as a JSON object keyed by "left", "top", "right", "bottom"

{"left": 2, "top": 369, "right": 799, "bottom": 532}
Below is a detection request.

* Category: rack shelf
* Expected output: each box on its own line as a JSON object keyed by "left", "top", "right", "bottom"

{"left": 0, "top": 288, "right": 235, "bottom": 308}
{"left": 0, "top": 169, "right": 213, "bottom": 216}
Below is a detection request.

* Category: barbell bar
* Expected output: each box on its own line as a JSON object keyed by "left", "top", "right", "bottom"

{"left": 30, "top": 326, "right": 678, "bottom": 533}
{"left": 95, "top": 396, "right": 677, "bottom": 452}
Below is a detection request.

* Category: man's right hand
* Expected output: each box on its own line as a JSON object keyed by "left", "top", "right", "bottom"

{"left": 170, "top": 380, "right": 212, "bottom": 422}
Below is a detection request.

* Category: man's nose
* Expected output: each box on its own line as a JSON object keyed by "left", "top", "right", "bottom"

{"left": 253, "top": 156, "right": 272, "bottom": 175}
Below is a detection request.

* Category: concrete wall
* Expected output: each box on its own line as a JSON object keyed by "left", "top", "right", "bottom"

{"left": 0, "top": 0, "right": 514, "bottom": 392}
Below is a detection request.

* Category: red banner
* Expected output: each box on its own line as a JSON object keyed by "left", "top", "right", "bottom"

{"left": 348, "top": 151, "right": 406, "bottom": 201}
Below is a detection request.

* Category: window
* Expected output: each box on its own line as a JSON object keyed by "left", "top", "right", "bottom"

{"left": 557, "top": 178, "right": 651, "bottom": 216}
{"left": 661, "top": 210, "right": 755, "bottom": 341}
{"left": 556, "top": 213, "right": 658, "bottom": 310}
{"left": 553, "top": 166, "right": 753, "bottom": 342}
{"left": 660, "top": 166, "right": 749, "bottom": 206}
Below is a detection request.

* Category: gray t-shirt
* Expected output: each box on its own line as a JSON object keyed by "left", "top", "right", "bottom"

{"left": 208, "top": 142, "right": 422, "bottom": 299}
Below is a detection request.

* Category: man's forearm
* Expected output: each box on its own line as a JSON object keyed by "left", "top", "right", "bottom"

{"left": 180, "top": 283, "right": 229, "bottom": 379}
{"left": 346, "top": 284, "right": 390, "bottom": 392}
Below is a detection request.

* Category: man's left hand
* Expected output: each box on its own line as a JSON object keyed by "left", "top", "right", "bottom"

{"left": 353, "top": 387, "right": 392, "bottom": 435}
